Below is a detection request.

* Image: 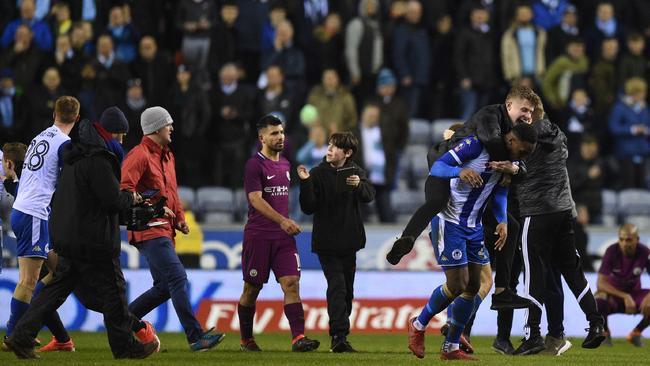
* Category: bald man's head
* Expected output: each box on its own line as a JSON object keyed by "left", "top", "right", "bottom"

{"left": 618, "top": 224, "right": 640, "bottom": 257}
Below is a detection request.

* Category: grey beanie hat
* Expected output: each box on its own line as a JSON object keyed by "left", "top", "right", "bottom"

{"left": 141, "top": 106, "right": 173, "bottom": 135}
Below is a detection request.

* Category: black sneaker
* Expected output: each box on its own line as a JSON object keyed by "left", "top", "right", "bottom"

{"left": 5, "top": 337, "right": 38, "bottom": 359}
{"left": 582, "top": 324, "right": 606, "bottom": 349}
{"left": 331, "top": 338, "right": 357, "bottom": 353}
{"left": 492, "top": 338, "right": 515, "bottom": 355}
{"left": 292, "top": 336, "right": 320, "bottom": 352}
{"left": 513, "top": 335, "right": 545, "bottom": 355}
{"left": 240, "top": 339, "right": 262, "bottom": 352}
{"left": 386, "top": 236, "right": 415, "bottom": 265}
{"left": 128, "top": 340, "right": 159, "bottom": 359}
{"left": 490, "top": 288, "right": 533, "bottom": 310}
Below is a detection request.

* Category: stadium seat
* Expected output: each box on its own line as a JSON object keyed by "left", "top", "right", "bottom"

{"left": 617, "top": 189, "right": 650, "bottom": 216}
{"left": 431, "top": 119, "right": 460, "bottom": 144}
{"left": 196, "top": 186, "right": 235, "bottom": 222}
{"left": 402, "top": 145, "right": 431, "bottom": 180}
{"left": 390, "top": 189, "right": 425, "bottom": 223}
{"left": 601, "top": 189, "right": 618, "bottom": 226}
{"left": 408, "top": 118, "right": 431, "bottom": 145}
{"left": 177, "top": 186, "right": 196, "bottom": 209}
{"left": 234, "top": 188, "right": 248, "bottom": 221}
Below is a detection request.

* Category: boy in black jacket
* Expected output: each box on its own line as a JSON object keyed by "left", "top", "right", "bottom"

{"left": 297, "top": 131, "right": 375, "bottom": 352}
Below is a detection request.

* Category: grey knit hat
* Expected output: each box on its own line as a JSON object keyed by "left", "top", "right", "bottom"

{"left": 141, "top": 106, "right": 173, "bottom": 135}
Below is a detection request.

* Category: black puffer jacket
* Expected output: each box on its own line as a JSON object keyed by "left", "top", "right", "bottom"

{"left": 50, "top": 120, "right": 134, "bottom": 261}
{"left": 514, "top": 118, "right": 576, "bottom": 217}
{"left": 299, "top": 159, "right": 375, "bottom": 256}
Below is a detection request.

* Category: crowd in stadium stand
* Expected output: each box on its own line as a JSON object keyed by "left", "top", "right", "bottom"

{"left": 1, "top": 0, "right": 650, "bottom": 226}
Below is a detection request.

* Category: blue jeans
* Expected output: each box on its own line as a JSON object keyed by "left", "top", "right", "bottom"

{"left": 128, "top": 237, "right": 202, "bottom": 343}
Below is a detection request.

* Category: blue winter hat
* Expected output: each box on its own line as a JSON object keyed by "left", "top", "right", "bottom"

{"left": 100, "top": 106, "right": 129, "bottom": 134}
{"left": 376, "top": 68, "right": 396, "bottom": 88}
{"left": 0, "top": 68, "right": 13, "bottom": 80}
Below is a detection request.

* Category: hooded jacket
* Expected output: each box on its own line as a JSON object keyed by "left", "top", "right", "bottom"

{"left": 299, "top": 158, "right": 375, "bottom": 256}
{"left": 514, "top": 118, "right": 576, "bottom": 217}
{"left": 50, "top": 120, "right": 134, "bottom": 261}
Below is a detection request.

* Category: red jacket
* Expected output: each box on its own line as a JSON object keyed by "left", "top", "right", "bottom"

{"left": 120, "top": 137, "right": 185, "bottom": 244}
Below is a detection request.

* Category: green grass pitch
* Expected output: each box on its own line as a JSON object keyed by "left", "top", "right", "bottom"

{"left": 0, "top": 332, "right": 644, "bottom": 365}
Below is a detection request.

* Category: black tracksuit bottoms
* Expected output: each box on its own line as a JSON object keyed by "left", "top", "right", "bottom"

{"left": 11, "top": 256, "right": 144, "bottom": 358}
{"left": 520, "top": 210, "right": 603, "bottom": 338}
{"left": 318, "top": 253, "right": 357, "bottom": 338}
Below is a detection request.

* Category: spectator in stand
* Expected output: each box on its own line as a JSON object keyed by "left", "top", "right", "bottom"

{"left": 0, "top": 24, "right": 42, "bottom": 97}
{"left": 261, "top": 20, "right": 306, "bottom": 98}
{"left": 455, "top": 5, "right": 498, "bottom": 120}
{"left": 531, "top": 0, "right": 571, "bottom": 30}
{"left": 307, "top": 68, "right": 357, "bottom": 135}
{"left": 500, "top": 3, "right": 547, "bottom": 87}
{"left": 120, "top": 78, "right": 147, "bottom": 152}
{"left": 46, "top": 34, "right": 85, "bottom": 96}
{"left": 49, "top": 2, "right": 72, "bottom": 36}
{"left": 624, "top": 0, "right": 650, "bottom": 37}
{"left": 297, "top": 122, "right": 328, "bottom": 171}
{"left": 542, "top": 36, "right": 589, "bottom": 114}
{"left": 169, "top": 64, "right": 210, "bottom": 188}
{"left": 608, "top": 77, "right": 650, "bottom": 189}
{"left": 559, "top": 88, "right": 597, "bottom": 153}
{"left": 311, "top": 13, "right": 345, "bottom": 87}
{"left": 106, "top": 5, "right": 139, "bottom": 64}
{"left": 256, "top": 65, "right": 297, "bottom": 137}
{"left": 0, "top": 69, "right": 26, "bottom": 142}
{"left": 568, "top": 136, "right": 605, "bottom": 225}
{"left": 261, "top": 2, "right": 286, "bottom": 56}
{"left": 70, "top": 21, "right": 94, "bottom": 57}
{"left": 367, "top": 68, "right": 409, "bottom": 187}
{"left": 430, "top": 14, "right": 456, "bottom": 119}
{"left": 357, "top": 103, "right": 396, "bottom": 223}
{"left": 90, "top": 34, "right": 130, "bottom": 116}
{"left": 176, "top": 0, "right": 218, "bottom": 86}
{"left": 131, "top": 36, "right": 174, "bottom": 107}
{"left": 618, "top": 33, "right": 649, "bottom": 91}
{"left": 546, "top": 3, "right": 580, "bottom": 64}
{"left": 234, "top": 0, "right": 266, "bottom": 84}
{"left": 392, "top": 0, "right": 430, "bottom": 118}
{"left": 210, "top": 63, "right": 253, "bottom": 188}
{"left": 588, "top": 37, "right": 619, "bottom": 118}
{"left": 585, "top": 2, "right": 625, "bottom": 61}
{"left": 1, "top": 0, "right": 53, "bottom": 52}
{"left": 209, "top": 0, "right": 239, "bottom": 77}
{"left": 345, "top": 0, "right": 383, "bottom": 108}
{"left": 26, "top": 67, "right": 65, "bottom": 139}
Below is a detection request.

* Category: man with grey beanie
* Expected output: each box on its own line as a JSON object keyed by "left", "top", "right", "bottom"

{"left": 120, "top": 106, "right": 226, "bottom": 352}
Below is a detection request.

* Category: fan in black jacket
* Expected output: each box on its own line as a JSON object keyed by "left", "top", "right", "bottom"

{"left": 7, "top": 111, "right": 159, "bottom": 359}
{"left": 298, "top": 132, "right": 374, "bottom": 352}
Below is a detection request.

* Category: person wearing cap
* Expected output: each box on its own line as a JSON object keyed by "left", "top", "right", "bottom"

{"left": 120, "top": 106, "right": 226, "bottom": 352}
{"left": 6, "top": 106, "right": 161, "bottom": 359}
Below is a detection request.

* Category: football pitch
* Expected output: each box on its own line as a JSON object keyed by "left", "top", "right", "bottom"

{"left": 0, "top": 332, "right": 645, "bottom": 365}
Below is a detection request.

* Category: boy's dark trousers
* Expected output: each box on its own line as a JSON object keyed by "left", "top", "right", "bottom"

{"left": 318, "top": 253, "right": 357, "bottom": 338}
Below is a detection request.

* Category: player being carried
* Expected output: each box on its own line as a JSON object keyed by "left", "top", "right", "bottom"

{"left": 407, "top": 123, "right": 538, "bottom": 360}
{"left": 237, "top": 114, "right": 320, "bottom": 352}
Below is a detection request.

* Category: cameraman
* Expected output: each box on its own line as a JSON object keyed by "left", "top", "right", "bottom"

{"left": 7, "top": 110, "right": 159, "bottom": 359}
{"left": 120, "top": 106, "right": 225, "bottom": 351}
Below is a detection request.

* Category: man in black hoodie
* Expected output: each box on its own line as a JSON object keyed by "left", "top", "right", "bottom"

{"left": 297, "top": 131, "right": 375, "bottom": 352}
{"left": 6, "top": 108, "right": 159, "bottom": 359}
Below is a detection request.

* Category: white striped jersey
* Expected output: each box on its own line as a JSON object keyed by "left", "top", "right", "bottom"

{"left": 12, "top": 125, "right": 70, "bottom": 220}
{"left": 436, "top": 136, "right": 503, "bottom": 228}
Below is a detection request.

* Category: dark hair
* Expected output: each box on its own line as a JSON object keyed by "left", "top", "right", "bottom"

{"left": 256, "top": 113, "right": 284, "bottom": 132}
{"left": 2, "top": 142, "right": 27, "bottom": 165}
{"left": 511, "top": 123, "right": 537, "bottom": 145}
{"left": 448, "top": 123, "right": 463, "bottom": 132}
{"left": 328, "top": 132, "right": 358, "bottom": 157}
{"left": 627, "top": 32, "right": 645, "bottom": 43}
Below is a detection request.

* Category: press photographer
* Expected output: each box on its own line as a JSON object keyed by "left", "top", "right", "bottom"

{"left": 7, "top": 107, "right": 159, "bottom": 359}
